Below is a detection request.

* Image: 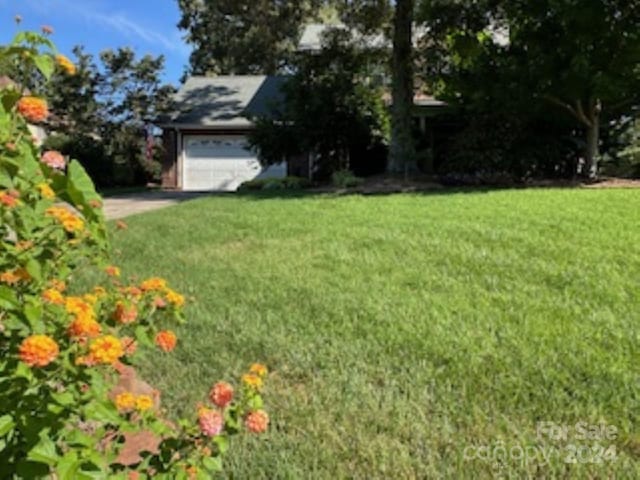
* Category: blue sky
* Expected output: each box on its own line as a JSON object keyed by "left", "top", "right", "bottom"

{"left": 0, "top": 0, "right": 189, "bottom": 85}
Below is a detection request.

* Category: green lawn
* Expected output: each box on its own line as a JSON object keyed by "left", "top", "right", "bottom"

{"left": 107, "top": 189, "right": 640, "bottom": 478}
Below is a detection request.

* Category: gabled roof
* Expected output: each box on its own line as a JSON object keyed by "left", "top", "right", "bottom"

{"left": 160, "top": 76, "right": 287, "bottom": 128}
{"left": 298, "top": 23, "right": 428, "bottom": 52}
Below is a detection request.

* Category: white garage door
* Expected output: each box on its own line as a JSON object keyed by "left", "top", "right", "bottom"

{"left": 182, "top": 135, "right": 286, "bottom": 191}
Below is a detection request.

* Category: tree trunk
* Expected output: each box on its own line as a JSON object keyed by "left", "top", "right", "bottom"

{"left": 387, "top": 0, "right": 417, "bottom": 176}
{"left": 584, "top": 115, "right": 600, "bottom": 179}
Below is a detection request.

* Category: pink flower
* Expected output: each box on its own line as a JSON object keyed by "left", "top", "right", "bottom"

{"left": 198, "top": 408, "right": 223, "bottom": 437}
{"left": 41, "top": 151, "right": 66, "bottom": 170}
{"left": 41, "top": 25, "right": 54, "bottom": 35}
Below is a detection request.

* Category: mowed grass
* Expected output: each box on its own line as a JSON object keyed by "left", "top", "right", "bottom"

{"left": 107, "top": 189, "right": 640, "bottom": 478}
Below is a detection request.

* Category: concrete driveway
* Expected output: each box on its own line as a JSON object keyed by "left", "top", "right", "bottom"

{"left": 102, "top": 192, "right": 204, "bottom": 220}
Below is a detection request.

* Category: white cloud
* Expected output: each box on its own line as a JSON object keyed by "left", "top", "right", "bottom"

{"left": 14, "top": 0, "right": 189, "bottom": 56}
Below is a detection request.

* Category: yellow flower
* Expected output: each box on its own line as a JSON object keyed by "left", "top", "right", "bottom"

{"left": 89, "top": 335, "right": 124, "bottom": 364}
{"left": 140, "top": 277, "right": 167, "bottom": 291}
{"left": 37, "top": 183, "right": 55, "bottom": 200}
{"left": 83, "top": 293, "right": 98, "bottom": 305}
{"left": 55, "top": 54, "right": 76, "bottom": 75}
{"left": 65, "top": 296, "right": 93, "bottom": 317}
{"left": 115, "top": 392, "right": 136, "bottom": 412}
{"left": 241, "top": 373, "right": 263, "bottom": 391}
{"left": 46, "top": 206, "right": 84, "bottom": 233}
{"left": 42, "top": 288, "right": 65, "bottom": 305}
{"left": 249, "top": 363, "right": 268, "bottom": 378}
{"left": 165, "top": 289, "right": 185, "bottom": 307}
{"left": 135, "top": 395, "right": 154, "bottom": 411}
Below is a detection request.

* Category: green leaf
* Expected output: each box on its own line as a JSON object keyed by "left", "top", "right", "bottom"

{"left": 27, "top": 431, "right": 59, "bottom": 466}
{"left": 213, "top": 435, "right": 229, "bottom": 454}
{"left": 51, "top": 391, "right": 75, "bottom": 407}
{"left": 63, "top": 160, "right": 103, "bottom": 222}
{"left": 135, "top": 325, "right": 153, "bottom": 347}
{"left": 202, "top": 456, "right": 223, "bottom": 473}
{"left": 0, "top": 415, "right": 15, "bottom": 437}
{"left": 56, "top": 451, "right": 80, "bottom": 480}
{"left": 84, "top": 400, "right": 121, "bottom": 425}
{"left": 25, "top": 258, "right": 42, "bottom": 283}
{"left": 24, "top": 299, "right": 44, "bottom": 332}
{"left": 34, "top": 54, "right": 55, "bottom": 80}
{"left": 0, "top": 286, "right": 18, "bottom": 309}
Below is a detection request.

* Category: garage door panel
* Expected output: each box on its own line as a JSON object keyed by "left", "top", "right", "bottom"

{"left": 182, "top": 135, "right": 285, "bottom": 191}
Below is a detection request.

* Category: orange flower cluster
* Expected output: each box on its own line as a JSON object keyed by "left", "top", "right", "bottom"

{"left": 55, "top": 54, "right": 76, "bottom": 75}
{"left": 209, "top": 382, "right": 234, "bottom": 408}
{"left": 140, "top": 277, "right": 167, "bottom": 291}
{"left": 0, "top": 190, "right": 20, "bottom": 208}
{"left": 46, "top": 206, "right": 84, "bottom": 233}
{"left": 0, "top": 268, "right": 30, "bottom": 285}
{"left": 68, "top": 316, "right": 101, "bottom": 339}
{"left": 65, "top": 296, "right": 101, "bottom": 338}
{"left": 115, "top": 392, "right": 154, "bottom": 412}
{"left": 49, "top": 279, "right": 66, "bottom": 292}
{"left": 89, "top": 335, "right": 124, "bottom": 364}
{"left": 19, "top": 335, "right": 59, "bottom": 367}
{"left": 155, "top": 330, "right": 177, "bottom": 352}
{"left": 105, "top": 265, "right": 120, "bottom": 277}
{"left": 16, "top": 96, "right": 49, "bottom": 123}
{"left": 113, "top": 301, "right": 137, "bottom": 324}
{"left": 245, "top": 410, "right": 269, "bottom": 434}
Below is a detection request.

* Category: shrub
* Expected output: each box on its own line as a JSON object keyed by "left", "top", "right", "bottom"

{"left": 42, "top": 133, "right": 115, "bottom": 187}
{"left": 0, "top": 30, "right": 269, "bottom": 478}
{"left": 238, "top": 176, "right": 311, "bottom": 192}
{"left": 331, "top": 170, "right": 364, "bottom": 189}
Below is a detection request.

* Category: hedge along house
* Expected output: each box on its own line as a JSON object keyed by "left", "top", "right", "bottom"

{"left": 159, "top": 76, "right": 288, "bottom": 191}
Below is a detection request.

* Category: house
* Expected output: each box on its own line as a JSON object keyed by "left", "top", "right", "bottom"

{"left": 159, "top": 76, "right": 288, "bottom": 191}
{"left": 159, "top": 25, "right": 451, "bottom": 191}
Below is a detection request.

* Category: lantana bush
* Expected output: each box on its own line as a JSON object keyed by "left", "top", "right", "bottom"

{"left": 0, "top": 29, "right": 269, "bottom": 479}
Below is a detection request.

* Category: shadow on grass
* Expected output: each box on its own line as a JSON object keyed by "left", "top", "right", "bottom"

{"left": 232, "top": 183, "right": 588, "bottom": 201}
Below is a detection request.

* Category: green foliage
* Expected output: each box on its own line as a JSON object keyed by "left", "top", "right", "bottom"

{"left": 602, "top": 116, "right": 640, "bottom": 178}
{"left": 42, "top": 134, "right": 113, "bottom": 188}
{"left": 438, "top": 112, "right": 580, "bottom": 181}
{"left": 238, "top": 176, "right": 312, "bottom": 192}
{"left": 177, "top": 0, "right": 327, "bottom": 75}
{"left": 0, "top": 31, "right": 269, "bottom": 479}
{"left": 248, "top": 30, "right": 390, "bottom": 179}
{"left": 331, "top": 169, "right": 364, "bottom": 188}
{"left": 418, "top": 0, "right": 640, "bottom": 176}
{"left": 45, "top": 47, "right": 175, "bottom": 187}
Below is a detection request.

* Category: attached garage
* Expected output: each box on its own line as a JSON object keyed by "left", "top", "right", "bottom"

{"left": 160, "top": 76, "right": 288, "bottom": 191}
{"left": 182, "top": 135, "right": 285, "bottom": 191}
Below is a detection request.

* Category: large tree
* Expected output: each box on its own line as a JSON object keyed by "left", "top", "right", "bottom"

{"left": 177, "top": 0, "right": 328, "bottom": 75}
{"left": 248, "top": 29, "right": 389, "bottom": 178}
{"left": 45, "top": 49, "right": 175, "bottom": 186}
{"left": 420, "top": 0, "right": 640, "bottom": 178}
{"left": 388, "top": 0, "right": 417, "bottom": 175}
